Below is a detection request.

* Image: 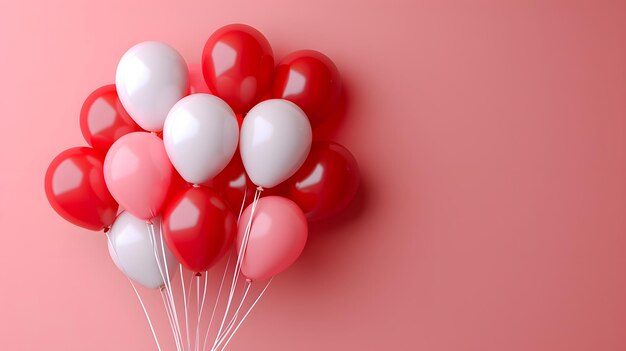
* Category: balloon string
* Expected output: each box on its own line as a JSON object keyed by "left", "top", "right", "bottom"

{"left": 213, "top": 281, "right": 251, "bottom": 349}
{"left": 237, "top": 186, "right": 248, "bottom": 223}
{"left": 232, "top": 188, "right": 261, "bottom": 293}
{"left": 218, "top": 280, "right": 252, "bottom": 344}
{"left": 202, "top": 189, "right": 246, "bottom": 351}
{"left": 195, "top": 274, "right": 204, "bottom": 351}
{"left": 161, "top": 287, "right": 183, "bottom": 351}
{"left": 159, "top": 223, "right": 184, "bottom": 349}
{"left": 209, "top": 188, "right": 247, "bottom": 347}
{"left": 106, "top": 232, "right": 163, "bottom": 351}
{"left": 159, "top": 222, "right": 185, "bottom": 348}
{"left": 196, "top": 275, "right": 200, "bottom": 351}
{"left": 147, "top": 223, "right": 183, "bottom": 351}
{"left": 130, "top": 280, "right": 162, "bottom": 351}
{"left": 202, "top": 254, "right": 232, "bottom": 351}
{"left": 181, "top": 265, "right": 192, "bottom": 351}
{"left": 215, "top": 278, "right": 273, "bottom": 351}
{"left": 197, "top": 273, "right": 208, "bottom": 351}
{"left": 147, "top": 223, "right": 177, "bottom": 348}
{"left": 212, "top": 188, "right": 261, "bottom": 351}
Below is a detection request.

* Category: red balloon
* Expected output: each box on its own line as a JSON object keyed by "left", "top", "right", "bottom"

{"left": 201, "top": 24, "right": 274, "bottom": 114}
{"left": 80, "top": 85, "right": 141, "bottom": 155}
{"left": 236, "top": 113, "right": 244, "bottom": 128}
{"left": 206, "top": 150, "right": 256, "bottom": 213}
{"left": 45, "top": 147, "right": 118, "bottom": 231}
{"left": 166, "top": 168, "right": 191, "bottom": 202}
{"left": 272, "top": 50, "right": 341, "bottom": 128}
{"left": 206, "top": 148, "right": 284, "bottom": 213}
{"left": 285, "top": 142, "right": 359, "bottom": 221}
{"left": 162, "top": 186, "right": 236, "bottom": 272}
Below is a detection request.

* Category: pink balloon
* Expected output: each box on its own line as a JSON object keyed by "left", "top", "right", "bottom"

{"left": 237, "top": 196, "right": 308, "bottom": 281}
{"left": 104, "top": 132, "right": 173, "bottom": 220}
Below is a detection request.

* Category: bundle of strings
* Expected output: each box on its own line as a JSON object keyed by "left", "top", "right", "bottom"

{"left": 107, "top": 187, "right": 272, "bottom": 351}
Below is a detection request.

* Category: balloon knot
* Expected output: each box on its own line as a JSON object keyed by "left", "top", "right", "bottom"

{"left": 103, "top": 226, "right": 110, "bottom": 233}
{"left": 256, "top": 186, "right": 264, "bottom": 192}
{"left": 195, "top": 272, "right": 202, "bottom": 277}
{"left": 192, "top": 183, "right": 200, "bottom": 188}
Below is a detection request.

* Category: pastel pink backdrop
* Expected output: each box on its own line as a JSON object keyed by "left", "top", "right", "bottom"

{"left": 1, "top": 0, "right": 626, "bottom": 350}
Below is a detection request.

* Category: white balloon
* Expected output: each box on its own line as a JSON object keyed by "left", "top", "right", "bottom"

{"left": 163, "top": 94, "right": 239, "bottom": 184}
{"left": 240, "top": 99, "right": 312, "bottom": 188}
{"left": 107, "top": 212, "right": 178, "bottom": 289}
{"left": 115, "top": 41, "right": 189, "bottom": 132}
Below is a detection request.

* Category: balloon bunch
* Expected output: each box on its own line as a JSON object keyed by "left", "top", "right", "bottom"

{"left": 44, "top": 24, "right": 359, "bottom": 351}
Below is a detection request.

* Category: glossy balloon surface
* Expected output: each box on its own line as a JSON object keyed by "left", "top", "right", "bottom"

{"left": 286, "top": 142, "right": 359, "bottom": 221}
{"left": 80, "top": 85, "right": 141, "bottom": 154}
{"left": 45, "top": 147, "right": 118, "bottom": 230}
{"left": 116, "top": 41, "right": 189, "bottom": 132}
{"left": 206, "top": 150, "right": 256, "bottom": 212}
{"left": 167, "top": 169, "right": 190, "bottom": 201}
{"left": 239, "top": 99, "right": 312, "bottom": 188}
{"left": 163, "top": 94, "right": 239, "bottom": 184}
{"left": 237, "top": 196, "right": 308, "bottom": 281}
{"left": 107, "top": 212, "right": 178, "bottom": 289}
{"left": 104, "top": 132, "right": 173, "bottom": 220}
{"left": 272, "top": 50, "right": 341, "bottom": 128}
{"left": 201, "top": 24, "right": 274, "bottom": 114}
{"left": 162, "top": 186, "right": 236, "bottom": 272}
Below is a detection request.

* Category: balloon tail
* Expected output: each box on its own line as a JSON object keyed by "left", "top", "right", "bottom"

{"left": 212, "top": 188, "right": 262, "bottom": 351}
{"left": 215, "top": 279, "right": 273, "bottom": 351}
{"left": 106, "top": 232, "right": 163, "bottom": 351}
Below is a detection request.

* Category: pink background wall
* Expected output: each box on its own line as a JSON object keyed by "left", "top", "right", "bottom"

{"left": 1, "top": 0, "right": 626, "bottom": 350}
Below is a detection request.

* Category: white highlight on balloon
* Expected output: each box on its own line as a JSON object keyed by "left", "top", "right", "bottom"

{"left": 87, "top": 98, "right": 117, "bottom": 134}
{"left": 283, "top": 69, "right": 307, "bottom": 96}
{"left": 168, "top": 197, "right": 201, "bottom": 232}
{"left": 212, "top": 42, "right": 238, "bottom": 77}
{"left": 52, "top": 160, "right": 83, "bottom": 194}
{"left": 297, "top": 163, "right": 324, "bottom": 188}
